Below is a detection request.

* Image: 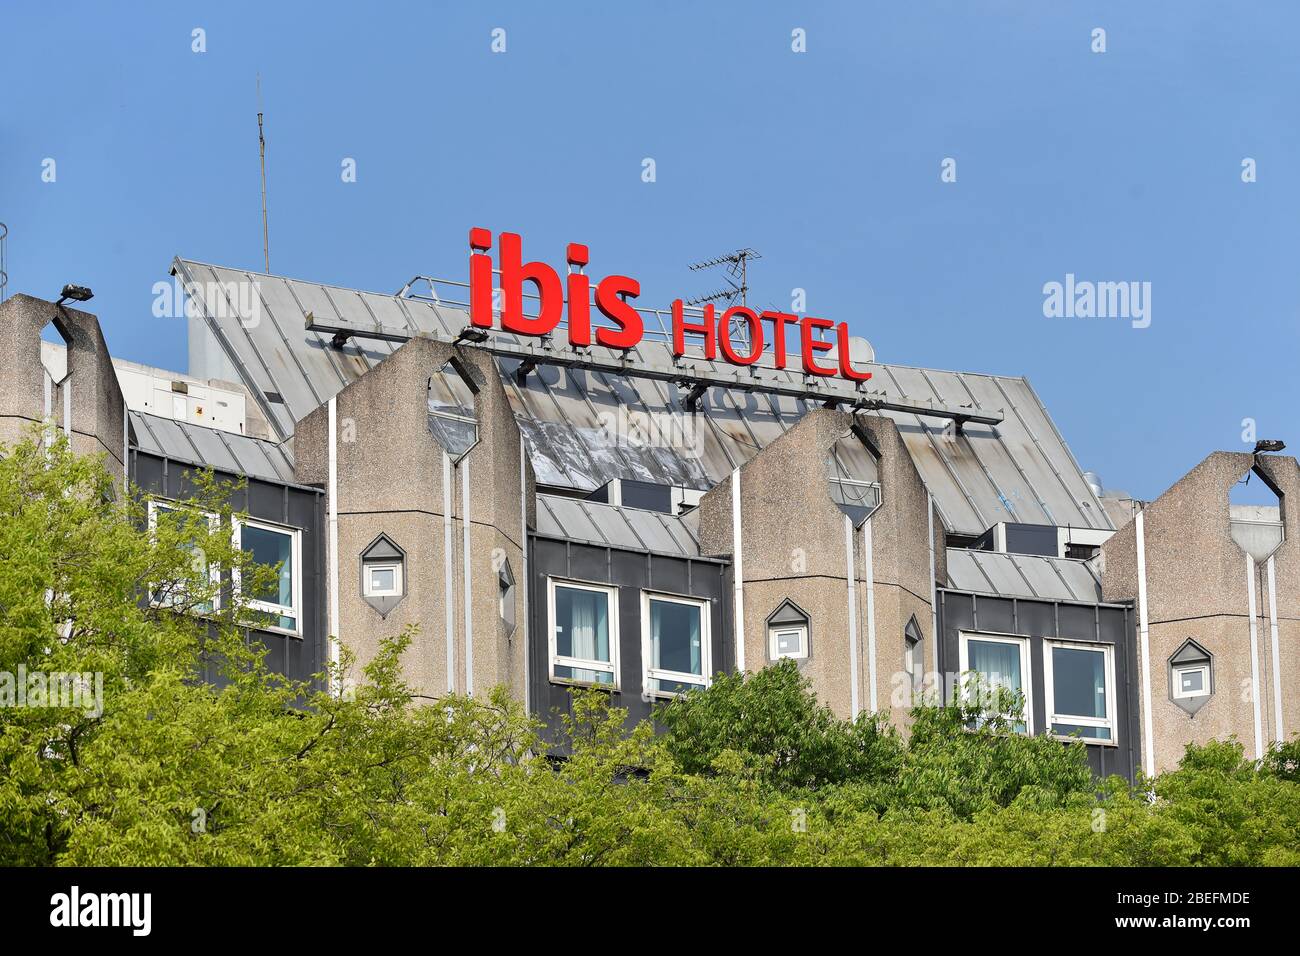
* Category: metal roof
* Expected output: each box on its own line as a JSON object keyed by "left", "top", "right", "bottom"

{"left": 944, "top": 548, "right": 1104, "bottom": 603}
{"left": 130, "top": 409, "right": 299, "bottom": 485}
{"left": 174, "top": 258, "right": 1112, "bottom": 536}
{"left": 533, "top": 493, "right": 704, "bottom": 558}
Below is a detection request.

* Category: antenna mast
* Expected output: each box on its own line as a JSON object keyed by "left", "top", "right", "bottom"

{"left": 686, "top": 248, "right": 762, "bottom": 348}
{"left": 257, "top": 75, "right": 270, "bottom": 273}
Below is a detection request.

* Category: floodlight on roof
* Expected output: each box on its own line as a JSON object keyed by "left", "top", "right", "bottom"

{"left": 55, "top": 284, "right": 93, "bottom": 306}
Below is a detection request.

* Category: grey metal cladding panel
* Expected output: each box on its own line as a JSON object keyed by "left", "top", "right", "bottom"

{"left": 130, "top": 412, "right": 298, "bottom": 484}
{"left": 995, "top": 377, "right": 1113, "bottom": 531}
{"left": 946, "top": 549, "right": 1103, "bottom": 603}
{"left": 624, "top": 509, "right": 686, "bottom": 555}
{"left": 675, "top": 508, "right": 703, "bottom": 548}
{"left": 533, "top": 496, "right": 565, "bottom": 537}
{"left": 540, "top": 495, "right": 607, "bottom": 544}
{"left": 945, "top": 549, "right": 994, "bottom": 593}
{"left": 141, "top": 414, "right": 210, "bottom": 465}
{"left": 892, "top": 366, "right": 1026, "bottom": 526}
{"left": 958, "top": 374, "right": 1087, "bottom": 529}
{"left": 129, "top": 411, "right": 163, "bottom": 456}
{"left": 180, "top": 263, "right": 296, "bottom": 439}
{"left": 1009, "top": 553, "right": 1073, "bottom": 601}
{"left": 221, "top": 432, "right": 287, "bottom": 484}
{"left": 659, "top": 514, "right": 700, "bottom": 554}
{"left": 1051, "top": 557, "right": 1104, "bottom": 602}
{"left": 970, "top": 551, "right": 1041, "bottom": 598}
{"left": 926, "top": 371, "right": 1057, "bottom": 526}
{"left": 883, "top": 413, "right": 985, "bottom": 533}
{"left": 178, "top": 423, "right": 244, "bottom": 474}
{"left": 580, "top": 502, "right": 645, "bottom": 550}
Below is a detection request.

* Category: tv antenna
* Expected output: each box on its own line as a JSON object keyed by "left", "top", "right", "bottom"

{"left": 257, "top": 74, "right": 270, "bottom": 273}
{"left": 686, "top": 248, "right": 762, "bottom": 350}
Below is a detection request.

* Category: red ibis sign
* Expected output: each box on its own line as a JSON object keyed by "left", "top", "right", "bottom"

{"left": 468, "top": 229, "right": 871, "bottom": 382}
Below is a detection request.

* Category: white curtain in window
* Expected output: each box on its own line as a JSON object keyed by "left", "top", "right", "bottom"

{"left": 557, "top": 586, "right": 610, "bottom": 682}
{"left": 968, "top": 639, "right": 1025, "bottom": 729}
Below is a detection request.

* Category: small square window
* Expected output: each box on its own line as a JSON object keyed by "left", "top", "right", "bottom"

{"left": 1173, "top": 663, "right": 1210, "bottom": 699}
{"left": 365, "top": 563, "right": 402, "bottom": 597}
{"left": 770, "top": 626, "right": 808, "bottom": 661}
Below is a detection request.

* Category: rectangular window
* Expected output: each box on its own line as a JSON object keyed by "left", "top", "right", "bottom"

{"left": 1044, "top": 641, "right": 1115, "bottom": 742}
{"left": 549, "top": 579, "right": 618, "bottom": 687}
{"left": 364, "top": 562, "right": 402, "bottom": 597}
{"left": 233, "top": 518, "right": 302, "bottom": 634}
{"left": 769, "top": 625, "right": 808, "bottom": 660}
{"left": 958, "top": 633, "right": 1031, "bottom": 733}
{"left": 147, "top": 499, "right": 220, "bottom": 613}
{"left": 1173, "top": 662, "right": 1210, "bottom": 699}
{"left": 642, "top": 592, "right": 710, "bottom": 697}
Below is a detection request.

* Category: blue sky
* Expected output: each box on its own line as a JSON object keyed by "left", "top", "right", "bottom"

{"left": 2, "top": 1, "right": 1296, "bottom": 500}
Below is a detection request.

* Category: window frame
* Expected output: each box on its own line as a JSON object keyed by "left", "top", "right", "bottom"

{"left": 363, "top": 561, "right": 403, "bottom": 598}
{"left": 232, "top": 516, "right": 303, "bottom": 637}
{"left": 1172, "top": 662, "right": 1211, "bottom": 700}
{"left": 547, "top": 577, "right": 620, "bottom": 689}
{"left": 146, "top": 497, "right": 221, "bottom": 613}
{"left": 958, "top": 631, "right": 1033, "bottom": 734}
{"left": 769, "top": 623, "right": 809, "bottom": 661}
{"left": 1043, "top": 639, "right": 1116, "bottom": 745}
{"left": 640, "top": 590, "right": 712, "bottom": 699}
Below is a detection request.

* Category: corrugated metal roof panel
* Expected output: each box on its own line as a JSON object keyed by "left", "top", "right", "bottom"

{"left": 533, "top": 494, "right": 701, "bottom": 557}
{"left": 945, "top": 548, "right": 1103, "bottom": 603}
{"left": 176, "top": 258, "right": 1112, "bottom": 536}
{"left": 130, "top": 410, "right": 297, "bottom": 485}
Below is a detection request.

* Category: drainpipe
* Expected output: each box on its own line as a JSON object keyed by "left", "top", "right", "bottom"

{"left": 443, "top": 451, "right": 456, "bottom": 694}
{"left": 462, "top": 458, "right": 474, "bottom": 695}
{"left": 520, "top": 434, "right": 529, "bottom": 714}
{"left": 731, "top": 467, "right": 745, "bottom": 673}
{"left": 1135, "top": 510, "right": 1155, "bottom": 778}
{"left": 864, "top": 518, "right": 878, "bottom": 712}
{"left": 327, "top": 396, "right": 340, "bottom": 694}
{"left": 1246, "top": 554, "right": 1263, "bottom": 760}
{"left": 1266, "top": 556, "right": 1283, "bottom": 744}
{"left": 844, "top": 513, "right": 859, "bottom": 718}
{"left": 926, "top": 493, "right": 939, "bottom": 677}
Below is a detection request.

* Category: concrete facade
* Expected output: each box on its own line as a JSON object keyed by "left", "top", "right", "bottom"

{"left": 695, "top": 409, "right": 938, "bottom": 721}
{"left": 294, "top": 335, "right": 533, "bottom": 702}
{"left": 0, "top": 294, "right": 126, "bottom": 483}
{"left": 1102, "top": 451, "right": 1299, "bottom": 772}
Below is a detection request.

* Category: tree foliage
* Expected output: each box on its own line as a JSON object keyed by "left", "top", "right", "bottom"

{"left": 1, "top": 432, "right": 1297, "bottom": 866}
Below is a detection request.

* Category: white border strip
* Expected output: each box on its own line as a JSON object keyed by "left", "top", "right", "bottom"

{"left": 1246, "top": 553, "right": 1263, "bottom": 759}
{"left": 731, "top": 467, "right": 745, "bottom": 673}
{"left": 1267, "top": 556, "right": 1283, "bottom": 745}
{"left": 462, "top": 457, "right": 474, "bottom": 695}
{"left": 520, "top": 434, "right": 530, "bottom": 714}
{"left": 844, "top": 513, "right": 859, "bottom": 718}
{"left": 443, "top": 451, "right": 455, "bottom": 695}
{"left": 327, "top": 396, "right": 340, "bottom": 694}
{"left": 1135, "top": 510, "right": 1156, "bottom": 778}
{"left": 864, "top": 518, "right": 878, "bottom": 712}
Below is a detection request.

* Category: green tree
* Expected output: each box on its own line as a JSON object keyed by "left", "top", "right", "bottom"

{"left": 3, "top": 429, "right": 1298, "bottom": 867}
